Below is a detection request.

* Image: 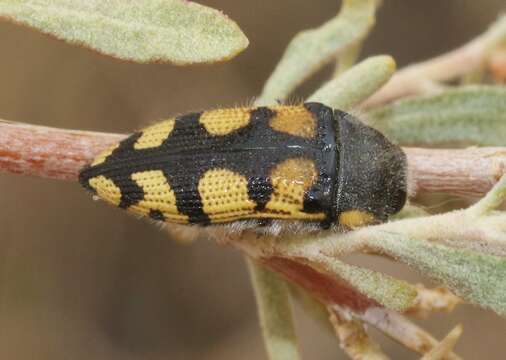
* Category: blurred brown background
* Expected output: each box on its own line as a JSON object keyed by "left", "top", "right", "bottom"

{"left": 1, "top": 1, "right": 505, "bottom": 359}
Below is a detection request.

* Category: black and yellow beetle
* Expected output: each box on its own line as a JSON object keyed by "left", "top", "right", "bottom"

{"left": 79, "top": 103, "right": 407, "bottom": 233}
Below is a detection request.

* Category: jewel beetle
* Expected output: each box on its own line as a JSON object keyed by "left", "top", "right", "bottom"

{"left": 79, "top": 103, "right": 407, "bottom": 232}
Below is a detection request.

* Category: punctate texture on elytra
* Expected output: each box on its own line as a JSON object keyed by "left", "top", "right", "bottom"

{"left": 79, "top": 103, "right": 407, "bottom": 231}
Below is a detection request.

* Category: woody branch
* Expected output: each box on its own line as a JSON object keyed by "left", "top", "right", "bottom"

{"left": 1, "top": 119, "right": 504, "bottom": 200}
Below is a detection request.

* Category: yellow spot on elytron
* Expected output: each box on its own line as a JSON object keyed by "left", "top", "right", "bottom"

{"left": 199, "top": 108, "right": 250, "bottom": 135}
{"left": 339, "top": 210, "right": 376, "bottom": 229}
{"left": 270, "top": 106, "right": 316, "bottom": 139}
{"left": 130, "top": 170, "right": 188, "bottom": 223}
{"left": 91, "top": 144, "right": 118, "bottom": 166}
{"left": 265, "top": 158, "right": 324, "bottom": 220}
{"left": 198, "top": 168, "right": 256, "bottom": 222}
{"left": 134, "top": 119, "right": 175, "bottom": 149}
{"left": 88, "top": 176, "right": 121, "bottom": 206}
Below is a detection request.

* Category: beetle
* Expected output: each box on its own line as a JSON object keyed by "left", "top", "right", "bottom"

{"left": 79, "top": 102, "right": 407, "bottom": 234}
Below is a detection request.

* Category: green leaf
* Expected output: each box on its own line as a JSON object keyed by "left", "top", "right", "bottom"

{"left": 377, "top": 234, "right": 506, "bottom": 317}
{"left": 0, "top": 0, "right": 249, "bottom": 64}
{"left": 309, "top": 55, "right": 396, "bottom": 110}
{"left": 257, "top": 0, "right": 380, "bottom": 105}
{"left": 368, "top": 85, "right": 506, "bottom": 146}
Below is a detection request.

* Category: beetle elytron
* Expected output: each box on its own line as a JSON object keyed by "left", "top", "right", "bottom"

{"left": 79, "top": 103, "right": 407, "bottom": 234}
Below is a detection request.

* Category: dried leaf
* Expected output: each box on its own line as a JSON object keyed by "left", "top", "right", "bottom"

{"left": 407, "top": 285, "right": 461, "bottom": 318}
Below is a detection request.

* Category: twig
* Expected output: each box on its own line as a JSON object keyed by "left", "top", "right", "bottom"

{"left": 2, "top": 120, "right": 506, "bottom": 201}
{"left": 0, "top": 119, "right": 124, "bottom": 180}
{"left": 420, "top": 325, "right": 463, "bottom": 360}
{"left": 359, "top": 308, "right": 462, "bottom": 360}
{"left": 362, "top": 15, "right": 506, "bottom": 108}
{"left": 467, "top": 172, "right": 506, "bottom": 216}
{"left": 405, "top": 147, "right": 506, "bottom": 198}
{"left": 329, "top": 306, "right": 389, "bottom": 360}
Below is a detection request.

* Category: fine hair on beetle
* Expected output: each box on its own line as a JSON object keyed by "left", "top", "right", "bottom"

{"left": 79, "top": 102, "right": 407, "bottom": 236}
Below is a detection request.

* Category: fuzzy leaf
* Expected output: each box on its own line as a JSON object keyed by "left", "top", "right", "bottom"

{"left": 309, "top": 55, "right": 396, "bottom": 110}
{"left": 257, "top": 0, "right": 379, "bottom": 104}
{"left": 317, "top": 257, "right": 418, "bottom": 312}
{"left": 0, "top": 0, "right": 249, "bottom": 64}
{"left": 377, "top": 234, "right": 506, "bottom": 317}
{"left": 334, "top": 41, "right": 363, "bottom": 77}
{"left": 247, "top": 259, "right": 302, "bottom": 360}
{"left": 368, "top": 85, "right": 506, "bottom": 146}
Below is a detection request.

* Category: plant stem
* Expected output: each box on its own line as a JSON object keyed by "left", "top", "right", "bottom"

{"left": 404, "top": 146, "right": 506, "bottom": 198}
{"left": 362, "top": 15, "right": 506, "bottom": 108}
{"left": 420, "top": 325, "right": 463, "bottom": 360}
{"left": 358, "top": 308, "right": 462, "bottom": 360}
{"left": 0, "top": 119, "right": 123, "bottom": 180}
{"left": 329, "top": 306, "right": 389, "bottom": 360}
{"left": 2, "top": 119, "right": 506, "bottom": 200}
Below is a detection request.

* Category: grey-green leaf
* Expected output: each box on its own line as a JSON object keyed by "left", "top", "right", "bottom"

{"left": 0, "top": 0, "right": 249, "bottom": 64}
{"left": 247, "top": 260, "right": 302, "bottom": 360}
{"left": 309, "top": 55, "right": 396, "bottom": 110}
{"left": 257, "top": 0, "right": 380, "bottom": 105}
{"left": 377, "top": 235, "right": 506, "bottom": 317}
{"left": 314, "top": 256, "right": 418, "bottom": 312}
{"left": 368, "top": 85, "right": 506, "bottom": 146}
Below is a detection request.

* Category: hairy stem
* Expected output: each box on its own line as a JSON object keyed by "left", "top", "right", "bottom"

{"left": 359, "top": 308, "right": 462, "bottom": 360}
{"left": 405, "top": 147, "right": 506, "bottom": 198}
{"left": 329, "top": 306, "right": 389, "bottom": 360}
{"left": 0, "top": 119, "right": 123, "bottom": 180}
{"left": 1, "top": 119, "right": 505, "bottom": 201}
{"left": 362, "top": 15, "right": 506, "bottom": 108}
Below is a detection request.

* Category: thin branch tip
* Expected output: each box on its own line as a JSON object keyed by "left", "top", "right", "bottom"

{"left": 363, "top": 15, "right": 506, "bottom": 108}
